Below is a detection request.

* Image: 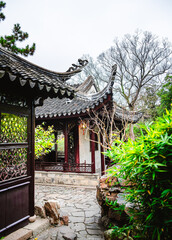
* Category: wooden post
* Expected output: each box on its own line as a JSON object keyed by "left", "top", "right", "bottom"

{"left": 90, "top": 131, "right": 95, "bottom": 173}
{"left": 54, "top": 131, "right": 58, "bottom": 163}
{"left": 64, "top": 121, "right": 68, "bottom": 164}
{"left": 75, "top": 125, "right": 80, "bottom": 164}
{"left": 100, "top": 135, "right": 105, "bottom": 175}
{"left": 29, "top": 100, "right": 35, "bottom": 216}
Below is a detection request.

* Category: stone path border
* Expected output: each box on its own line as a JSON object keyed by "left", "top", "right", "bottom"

{"left": 35, "top": 184, "right": 104, "bottom": 239}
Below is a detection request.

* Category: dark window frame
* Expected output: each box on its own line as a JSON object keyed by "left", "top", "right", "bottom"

{"left": 0, "top": 103, "right": 30, "bottom": 182}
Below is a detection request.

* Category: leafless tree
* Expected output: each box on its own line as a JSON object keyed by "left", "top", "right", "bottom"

{"left": 72, "top": 31, "right": 172, "bottom": 113}
{"left": 72, "top": 30, "right": 172, "bottom": 139}
{"left": 98, "top": 30, "right": 172, "bottom": 111}
{"left": 80, "top": 102, "right": 133, "bottom": 150}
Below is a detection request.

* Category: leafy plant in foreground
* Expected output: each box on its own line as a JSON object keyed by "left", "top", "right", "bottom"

{"left": 106, "top": 109, "right": 172, "bottom": 239}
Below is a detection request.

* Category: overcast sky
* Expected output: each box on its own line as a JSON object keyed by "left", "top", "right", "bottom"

{"left": 1, "top": 0, "right": 172, "bottom": 72}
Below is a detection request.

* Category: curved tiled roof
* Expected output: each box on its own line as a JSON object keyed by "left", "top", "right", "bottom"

{"left": 113, "top": 106, "right": 143, "bottom": 123}
{"left": 35, "top": 65, "right": 117, "bottom": 118}
{"left": 0, "top": 46, "right": 88, "bottom": 99}
{"left": 35, "top": 63, "right": 143, "bottom": 123}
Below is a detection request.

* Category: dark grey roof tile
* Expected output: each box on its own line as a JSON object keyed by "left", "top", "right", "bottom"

{"left": 0, "top": 46, "right": 88, "bottom": 99}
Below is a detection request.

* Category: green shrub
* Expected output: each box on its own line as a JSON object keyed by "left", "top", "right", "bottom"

{"left": 106, "top": 109, "right": 172, "bottom": 239}
{"left": 35, "top": 124, "right": 55, "bottom": 159}
{"left": 157, "top": 75, "right": 172, "bottom": 116}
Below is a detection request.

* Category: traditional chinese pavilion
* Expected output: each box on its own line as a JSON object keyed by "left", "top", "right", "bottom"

{"left": 0, "top": 46, "right": 87, "bottom": 236}
{"left": 35, "top": 65, "right": 142, "bottom": 175}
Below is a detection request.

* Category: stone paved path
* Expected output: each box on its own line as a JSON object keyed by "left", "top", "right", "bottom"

{"left": 35, "top": 184, "right": 104, "bottom": 239}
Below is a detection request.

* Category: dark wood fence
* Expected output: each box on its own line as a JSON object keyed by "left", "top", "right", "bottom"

{"left": 35, "top": 162, "right": 93, "bottom": 173}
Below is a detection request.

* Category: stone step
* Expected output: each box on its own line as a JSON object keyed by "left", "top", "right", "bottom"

{"left": 4, "top": 217, "right": 50, "bottom": 240}
{"left": 24, "top": 217, "right": 50, "bottom": 237}
{"left": 3, "top": 228, "right": 32, "bottom": 240}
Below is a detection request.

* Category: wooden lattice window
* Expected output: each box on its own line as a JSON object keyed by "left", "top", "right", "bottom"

{"left": 0, "top": 104, "right": 29, "bottom": 182}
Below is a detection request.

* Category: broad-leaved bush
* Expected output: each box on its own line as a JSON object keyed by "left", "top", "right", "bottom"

{"left": 35, "top": 125, "right": 55, "bottom": 159}
{"left": 106, "top": 109, "right": 172, "bottom": 239}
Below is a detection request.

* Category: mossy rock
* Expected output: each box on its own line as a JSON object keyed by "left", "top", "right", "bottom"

{"left": 104, "top": 229, "right": 133, "bottom": 240}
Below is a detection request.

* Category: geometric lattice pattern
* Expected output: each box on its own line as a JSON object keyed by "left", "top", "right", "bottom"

{"left": 0, "top": 113, "right": 27, "bottom": 143}
{"left": 35, "top": 162, "right": 92, "bottom": 173}
{"left": 0, "top": 148, "right": 27, "bottom": 181}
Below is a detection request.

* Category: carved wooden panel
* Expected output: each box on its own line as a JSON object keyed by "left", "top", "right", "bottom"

{"left": 0, "top": 113, "right": 27, "bottom": 143}
{"left": 0, "top": 148, "right": 27, "bottom": 181}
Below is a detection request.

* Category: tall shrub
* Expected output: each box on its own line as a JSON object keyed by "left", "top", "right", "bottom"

{"left": 35, "top": 124, "right": 55, "bottom": 159}
{"left": 106, "top": 109, "right": 172, "bottom": 239}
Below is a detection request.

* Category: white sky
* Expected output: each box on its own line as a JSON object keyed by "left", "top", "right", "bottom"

{"left": 1, "top": 0, "right": 172, "bottom": 72}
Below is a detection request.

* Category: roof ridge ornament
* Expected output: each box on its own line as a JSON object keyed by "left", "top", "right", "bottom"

{"left": 66, "top": 59, "right": 88, "bottom": 72}
{"left": 111, "top": 64, "right": 117, "bottom": 80}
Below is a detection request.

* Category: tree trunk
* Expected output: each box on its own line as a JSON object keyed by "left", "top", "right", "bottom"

{"left": 129, "top": 123, "right": 135, "bottom": 141}
{"left": 129, "top": 105, "right": 135, "bottom": 141}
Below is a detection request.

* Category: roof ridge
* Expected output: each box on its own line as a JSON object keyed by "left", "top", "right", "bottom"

{"left": 0, "top": 45, "right": 88, "bottom": 78}
{"left": 76, "top": 64, "right": 117, "bottom": 101}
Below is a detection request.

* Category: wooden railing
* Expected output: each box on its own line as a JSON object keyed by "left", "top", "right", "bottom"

{"left": 35, "top": 162, "right": 93, "bottom": 173}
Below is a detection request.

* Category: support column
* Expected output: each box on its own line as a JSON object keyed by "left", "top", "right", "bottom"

{"left": 64, "top": 121, "right": 68, "bottom": 164}
{"left": 29, "top": 100, "right": 35, "bottom": 216}
{"left": 100, "top": 135, "right": 105, "bottom": 175}
{"left": 54, "top": 131, "right": 58, "bottom": 163}
{"left": 75, "top": 124, "right": 80, "bottom": 164}
{"left": 90, "top": 131, "right": 95, "bottom": 173}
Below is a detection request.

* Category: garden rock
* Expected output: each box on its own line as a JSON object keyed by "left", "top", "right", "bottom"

{"left": 97, "top": 174, "right": 130, "bottom": 229}
{"left": 104, "top": 229, "right": 114, "bottom": 240}
{"left": 44, "top": 200, "right": 60, "bottom": 225}
{"left": 104, "top": 229, "right": 133, "bottom": 240}
{"left": 35, "top": 203, "right": 46, "bottom": 218}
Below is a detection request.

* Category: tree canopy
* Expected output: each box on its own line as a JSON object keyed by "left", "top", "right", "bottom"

{"left": 0, "top": 1, "right": 35, "bottom": 56}
{"left": 74, "top": 30, "right": 172, "bottom": 114}
{"left": 99, "top": 30, "right": 172, "bottom": 110}
{"left": 157, "top": 75, "right": 172, "bottom": 115}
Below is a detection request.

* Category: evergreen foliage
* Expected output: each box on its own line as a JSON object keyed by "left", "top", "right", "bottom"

{"left": 0, "top": 1, "right": 35, "bottom": 56}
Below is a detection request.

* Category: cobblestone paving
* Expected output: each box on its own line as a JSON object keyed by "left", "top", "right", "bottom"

{"left": 35, "top": 184, "right": 104, "bottom": 239}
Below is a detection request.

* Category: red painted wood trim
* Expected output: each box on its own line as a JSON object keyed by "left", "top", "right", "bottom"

{"left": 90, "top": 131, "right": 95, "bottom": 173}
{"left": 100, "top": 135, "right": 105, "bottom": 175}
{"left": 75, "top": 125, "right": 80, "bottom": 164}
{"left": 64, "top": 121, "right": 68, "bottom": 164}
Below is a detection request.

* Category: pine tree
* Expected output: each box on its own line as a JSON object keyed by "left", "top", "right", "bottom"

{"left": 0, "top": 1, "right": 35, "bottom": 56}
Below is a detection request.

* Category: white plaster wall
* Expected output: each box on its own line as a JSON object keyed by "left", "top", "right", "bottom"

{"left": 95, "top": 141, "right": 101, "bottom": 175}
{"left": 79, "top": 127, "right": 91, "bottom": 164}
{"left": 79, "top": 127, "right": 101, "bottom": 175}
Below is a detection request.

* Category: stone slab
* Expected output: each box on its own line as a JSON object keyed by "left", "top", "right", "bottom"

{"left": 23, "top": 217, "right": 50, "bottom": 237}
{"left": 4, "top": 228, "right": 32, "bottom": 240}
